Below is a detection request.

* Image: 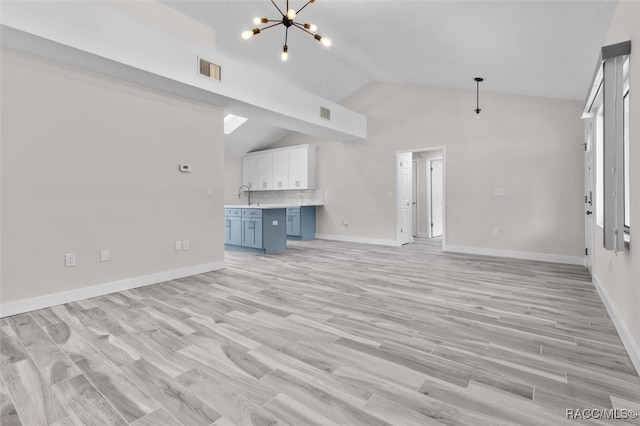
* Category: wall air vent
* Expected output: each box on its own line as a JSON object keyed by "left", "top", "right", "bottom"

{"left": 199, "top": 58, "right": 221, "bottom": 81}
{"left": 320, "top": 106, "right": 331, "bottom": 120}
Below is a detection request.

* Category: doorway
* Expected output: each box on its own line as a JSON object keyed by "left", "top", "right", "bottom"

{"left": 396, "top": 148, "right": 445, "bottom": 246}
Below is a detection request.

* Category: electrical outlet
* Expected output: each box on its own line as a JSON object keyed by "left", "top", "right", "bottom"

{"left": 182, "top": 240, "right": 190, "bottom": 250}
{"left": 206, "top": 187, "right": 213, "bottom": 197}
{"left": 494, "top": 227, "right": 501, "bottom": 236}
{"left": 65, "top": 253, "right": 76, "bottom": 267}
{"left": 100, "top": 250, "right": 110, "bottom": 262}
{"left": 175, "top": 241, "right": 183, "bottom": 251}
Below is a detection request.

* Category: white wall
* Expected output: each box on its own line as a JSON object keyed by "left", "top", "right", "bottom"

{"left": 224, "top": 155, "right": 243, "bottom": 205}
{"left": 273, "top": 82, "right": 585, "bottom": 259}
{"left": 0, "top": 48, "right": 225, "bottom": 314}
{"left": 591, "top": 1, "right": 640, "bottom": 373}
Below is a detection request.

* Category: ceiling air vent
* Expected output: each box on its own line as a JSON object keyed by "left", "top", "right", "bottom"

{"left": 320, "top": 106, "right": 331, "bottom": 120}
{"left": 199, "top": 58, "right": 221, "bottom": 81}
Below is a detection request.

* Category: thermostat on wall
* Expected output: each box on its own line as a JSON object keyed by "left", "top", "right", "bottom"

{"left": 179, "top": 164, "right": 192, "bottom": 172}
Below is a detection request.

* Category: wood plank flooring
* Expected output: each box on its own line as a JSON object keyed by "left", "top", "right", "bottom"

{"left": 1, "top": 238, "right": 639, "bottom": 425}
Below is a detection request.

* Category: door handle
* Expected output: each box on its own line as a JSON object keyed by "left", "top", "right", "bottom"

{"left": 586, "top": 211, "right": 593, "bottom": 215}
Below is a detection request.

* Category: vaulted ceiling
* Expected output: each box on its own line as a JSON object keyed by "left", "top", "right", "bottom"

{"left": 163, "top": 0, "right": 617, "bottom": 155}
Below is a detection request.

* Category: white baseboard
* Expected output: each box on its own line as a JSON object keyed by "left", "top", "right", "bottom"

{"left": 417, "top": 232, "right": 431, "bottom": 238}
{"left": 0, "top": 261, "right": 226, "bottom": 318}
{"left": 592, "top": 275, "right": 640, "bottom": 377}
{"left": 443, "top": 244, "right": 585, "bottom": 266}
{"left": 315, "top": 234, "right": 400, "bottom": 247}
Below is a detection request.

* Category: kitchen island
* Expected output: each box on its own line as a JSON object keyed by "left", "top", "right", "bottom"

{"left": 224, "top": 205, "right": 287, "bottom": 254}
{"left": 224, "top": 204, "right": 319, "bottom": 254}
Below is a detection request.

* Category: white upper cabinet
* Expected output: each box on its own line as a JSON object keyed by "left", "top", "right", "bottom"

{"left": 288, "top": 145, "right": 316, "bottom": 189}
{"left": 242, "top": 155, "right": 259, "bottom": 190}
{"left": 272, "top": 150, "right": 290, "bottom": 190}
{"left": 242, "top": 144, "right": 316, "bottom": 191}
{"left": 258, "top": 152, "right": 273, "bottom": 190}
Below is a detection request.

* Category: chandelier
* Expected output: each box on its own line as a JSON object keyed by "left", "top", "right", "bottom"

{"left": 241, "top": 0, "right": 332, "bottom": 61}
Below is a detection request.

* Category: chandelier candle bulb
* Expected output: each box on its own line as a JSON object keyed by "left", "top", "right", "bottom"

{"left": 304, "top": 23, "right": 318, "bottom": 32}
{"left": 253, "top": 17, "right": 268, "bottom": 25}
{"left": 287, "top": 9, "right": 297, "bottom": 20}
{"left": 281, "top": 45, "right": 289, "bottom": 61}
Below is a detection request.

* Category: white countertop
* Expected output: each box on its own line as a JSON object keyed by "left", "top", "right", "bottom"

{"left": 224, "top": 203, "right": 322, "bottom": 209}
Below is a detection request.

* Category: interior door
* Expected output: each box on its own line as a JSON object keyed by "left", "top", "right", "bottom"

{"left": 397, "top": 152, "right": 413, "bottom": 245}
{"left": 584, "top": 118, "right": 594, "bottom": 272}
{"left": 430, "top": 159, "right": 443, "bottom": 238}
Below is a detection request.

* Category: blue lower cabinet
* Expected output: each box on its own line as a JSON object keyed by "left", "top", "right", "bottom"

{"left": 224, "top": 216, "right": 242, "bottom": 245}
{"left": 225, "top": 208, "right": 286, "bottom": 254}
{"left": 224, "top": 209, "right": 242, "bottom": 245}
{"left": 286, "top": 207, "right": 316, "bottom": 240}
{"left": 242, "top": 217, "right": 263, "bottom": 248}
{"left": 286, "top": 210, "right": 301, "bottom": 236}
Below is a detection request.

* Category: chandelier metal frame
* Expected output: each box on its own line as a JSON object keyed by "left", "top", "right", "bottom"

{"left": 242, "top": 0, "right": 331, "bottom": 61}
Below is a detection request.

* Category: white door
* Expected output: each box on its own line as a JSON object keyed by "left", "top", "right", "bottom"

{"left": 584, "top": 119, "right": 594, "bottom": 272}
{"left": 430, "top": 159, "right": 443, "bottom": 238}
{"left": 397, "top": 152, "right": 413, "bottom": 245}
{"left": 412, "top": 160, "right": 418, "bottom": 237}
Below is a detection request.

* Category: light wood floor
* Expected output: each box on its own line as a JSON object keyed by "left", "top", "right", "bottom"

{"left": 1, "top": 238, "right": 639, "bottom": 425}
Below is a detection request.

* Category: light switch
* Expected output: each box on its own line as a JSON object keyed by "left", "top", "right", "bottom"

{"left": 272, "top": 220, "right": 278, "bottom": 226}
{"left": 175, "top": 241, "right": 183, "bottom": 251}
{"left": 494, "top": 188, "right": 506, "bottom": 197}
{"left": 100, "top": 250, "right": 110, "bottom": 262}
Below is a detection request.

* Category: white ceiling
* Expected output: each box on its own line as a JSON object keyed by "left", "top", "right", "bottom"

{"left": 163, "top": 0, "right": 617, "bottom": 155}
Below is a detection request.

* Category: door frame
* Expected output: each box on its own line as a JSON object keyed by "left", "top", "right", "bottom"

{"left": 396, "top": 147, "right": 446, "bottom": 246}
{"left": 429, "top": 158, "right": 444, "bottom": 238}
{"left": 412, "top": 160, "right": 419, "bottom": 237}
{"left": 584, "top": 118, "right": 594, "bottom": 272}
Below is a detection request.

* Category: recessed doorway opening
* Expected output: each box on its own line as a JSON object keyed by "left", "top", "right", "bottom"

{"left": 396, "top": 147, "right": 445, "bottom": 247}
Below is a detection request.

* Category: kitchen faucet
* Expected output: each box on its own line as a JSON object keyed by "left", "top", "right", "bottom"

{"left": 238, "top": 184, "right": 252, "bottom": 205}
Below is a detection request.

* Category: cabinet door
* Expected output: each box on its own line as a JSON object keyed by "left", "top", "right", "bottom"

{"left": 228, "top": 216, "right": 242, "bottom": 245}
{"left": 287, "top": 146, "right": 315, "bottom": 189}
{"left": 272, "top": 150, "right": 289, "bottom": 190}
{"left": 290, "top": 213, "right": 301, "bottom": 236}
{"left": 287, "top": 146, "right": 305, "bottom": 189}
{"left": 242, "top": 218, "right": 263, "bottom": 248}
{"left": 286, "top": 213, "right": 294, "bottom": 235}
{"left": 242, "top": 155, "right": 259, "bottom": 190}
{"left": 258, "top": 153, "right": 273, "bottom": 190}
{"left": 224, "top": 217, "right": 231, "bottom": 244}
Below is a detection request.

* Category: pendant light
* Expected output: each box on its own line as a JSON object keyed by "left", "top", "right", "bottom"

{"left": 474, "top": 77, "right": 484, "bottom": 119}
